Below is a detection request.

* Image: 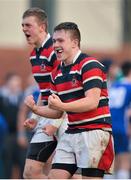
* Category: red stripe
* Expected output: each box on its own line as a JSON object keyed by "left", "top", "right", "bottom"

{"left": 41, "top": 47, "right": 53, "bottom": 57}
{"left": 56, "top": 80, "right": 82, "bottom": 92}
{"left": 98, "top": 135, "right": 114, "bottom": 171}
{"left": 68, "top": 106, "right": 110, "bottom": 122}
{"left": 74, "top": 124, "right": 112, "bottom": 130}
{"left": 83, "top": 68, "right": 103, "bottom": 80}
{"left": 39, "top": 82, "right": 50, "bottom": 89}
{"left": 32, "top": 65, "right": 53, "bottom": 73}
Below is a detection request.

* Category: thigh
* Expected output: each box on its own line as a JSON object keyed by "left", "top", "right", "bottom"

{"left": 52, "top": 133, "right": 76, "bottom": 164}
{"left": 76, "top": 130, "right": 114, "bottom": 174}
{"left": 52, "top": 133, "right": 77, "bottom": 176}
{"left": 49, "top": 168, "right": 72, "bottom": 179}
{"left": 26, "top": 141, "right": 57, "bottom": 162}
{"left": 24, "top": 158, "right": 44, "bottom": 174}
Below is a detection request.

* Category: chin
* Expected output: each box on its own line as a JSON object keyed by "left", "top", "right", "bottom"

{"left": 28, "top": 41, "right": 34, "bottom": 46}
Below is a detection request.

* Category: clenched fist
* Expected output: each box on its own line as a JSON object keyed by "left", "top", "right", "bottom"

{"left": 24, "top": 95, "right": 37, "bottom": 111}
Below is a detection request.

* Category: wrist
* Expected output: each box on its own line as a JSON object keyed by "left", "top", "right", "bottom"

{"left": 61, "top": 102, "right": 67, "bottom": 111}
{"left": 32, "top": 104, "right": 38, "bottom": 113}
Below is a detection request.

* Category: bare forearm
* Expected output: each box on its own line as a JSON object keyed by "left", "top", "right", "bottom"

{"left": 61, "top": 97, "right": 98, "bottom": 113}
{"left": 49, "top": 88, "right": 100, "bottom": 113}
{"left": 33, "top": 105, "right": 63, "bottom": 119}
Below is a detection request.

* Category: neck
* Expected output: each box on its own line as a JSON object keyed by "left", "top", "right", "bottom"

{"left": 64, "top": 48, "right": 80, "bottom": 65}
{"left": 35, "top": 32, "right": 48, "bottom": 48}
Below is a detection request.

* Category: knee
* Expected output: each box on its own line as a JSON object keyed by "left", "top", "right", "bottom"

{"left": 48, "top": 169, "right": 70, "bottom": 179}
{"left": 48, "top": 169, "right": 57, "bottom": 179}
{"left": 23, "top": 165, "right": 41, "bottom": 179}
{"left": 23, "top": 167, "right": 32, "bottom": 179}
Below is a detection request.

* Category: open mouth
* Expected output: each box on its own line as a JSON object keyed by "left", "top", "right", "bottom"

{"left": 55, "top": 47, "right": 63, "bottom": 54}
{"left": 25, "top": 33, "right": 31, "bottom": 39}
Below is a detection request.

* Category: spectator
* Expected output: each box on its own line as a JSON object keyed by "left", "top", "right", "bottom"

{"left": 109, "top": 61, "right": 131, "bottom": 179}
{"left": 0, "top": 72, "right": 24, "bottom": 178}
{"left": 0, "top": 113, "right": 8, "bottom": 178}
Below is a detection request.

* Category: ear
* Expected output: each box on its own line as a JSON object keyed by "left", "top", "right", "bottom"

{"left": 40, "top": 23, "right": 45, "bottom": 32}
{"left": 72, "top": 39, "right": 79, "bottom": 48}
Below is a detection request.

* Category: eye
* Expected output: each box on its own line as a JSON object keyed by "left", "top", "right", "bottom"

{"left": 52, "top": 39, "right": 56, "bottom": 43}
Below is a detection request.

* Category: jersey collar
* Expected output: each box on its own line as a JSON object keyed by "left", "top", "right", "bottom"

{"left": 41, "top": 33, "right": 51, "bottom": 47}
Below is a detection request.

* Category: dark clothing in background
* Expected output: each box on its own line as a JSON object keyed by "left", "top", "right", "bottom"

{"left": 0, "top": 88, "right": 25, "bottom": 178}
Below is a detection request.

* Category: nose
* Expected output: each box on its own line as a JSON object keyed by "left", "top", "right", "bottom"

{"left": 22, "top": 24, "right": 26, "bottom": 32}
{"left": 22, "top": 26, "right": 25, "bottom": 32}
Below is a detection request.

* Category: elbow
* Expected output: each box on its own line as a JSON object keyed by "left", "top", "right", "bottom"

{"left": 51, "top": 111, "right": 63, "bottom": 119}
{"left": 56, "top": 112, "right": 63, "bottom": 119}
{"left": 89, "top": 101, "right": 99, "bottom": 111}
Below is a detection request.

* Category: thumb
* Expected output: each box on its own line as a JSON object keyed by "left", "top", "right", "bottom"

{"left": 52, "top": 94, "right": 58, "bottom": 99}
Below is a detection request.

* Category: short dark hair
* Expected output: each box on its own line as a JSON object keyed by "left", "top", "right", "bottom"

{"left": 121, "top": 61, "right": 131, "bottom": 76}
{"left": 23, "top": 7, "right": 48, "bottom": 32}
{"left": 54, "top": 22, "right": 81, "bottom": 47}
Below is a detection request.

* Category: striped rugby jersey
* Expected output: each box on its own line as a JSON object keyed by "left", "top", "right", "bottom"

{"left": 30, "top": 35, "right": 59, "bottom": 105}
{"left": 51, "top": 53, "right": 112, "bottom": 131}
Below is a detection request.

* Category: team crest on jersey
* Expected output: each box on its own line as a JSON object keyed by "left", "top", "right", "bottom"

{"left": 72, "top": 76, "right": 77, "bottom": 87}
{"left": 40, "top": 61, "right": 45, "bottom": 71}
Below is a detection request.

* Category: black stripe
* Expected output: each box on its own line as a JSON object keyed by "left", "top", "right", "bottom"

{"left": 41, "top": 90, "right": 51, "bottom": 96}
{"left": 68, "top": 117, "right": 112, "bottom": 128}
{"left": 43, "top": 37, "right": 53, "bottom": 49}
{"left": 98, "top": 98, "right": 109, "bottom": 107}
{"left": 42, "top": 101, "right": 48, "bottom": 106}
{"left": 82, "top": 61, "right": 106, "bottom": 73}
{"left": 34, "top": 75, "right": 51, "bottom": 83}
{"left": 31, "top": 56, "right": 55, "bottom": 67}
{"left": 102, "top": 81, "right": 107, "bottom": 89}
{"left": 55, "top": 73, "right": 82, "bottom": 85}
{"left": 84, "top": 79, "right": 103, "bottom": 91}
{"left": 59, "top": 89, "right": 84, "bottom": 101}
{"left": 74, "top": 53, "right": 90, "bottom": 64}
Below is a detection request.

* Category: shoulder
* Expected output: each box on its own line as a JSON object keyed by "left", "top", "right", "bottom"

{"left": 77, "top": 53, "right": 105, "bottom": 71}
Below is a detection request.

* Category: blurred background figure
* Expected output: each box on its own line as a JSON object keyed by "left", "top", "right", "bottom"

{"left": 108, "top": 61, "right": 131, "bottom": 179}
{"left": 17, "top": 74, "right": 40, "bottom": 154}
{"left": 0, "top": 73, "right": 24, "bottom": 179}
{"left": 0, "top": 113, "right": 8, "bottom": 178}
{"left": 101, "top": 58, "right": 123, "bottom": 88}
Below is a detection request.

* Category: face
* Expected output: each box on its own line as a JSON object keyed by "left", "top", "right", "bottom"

{"left": 53, "top": 30, "right": 77, "bottom": 64}
{"left": 7, "top": 76, "right": 22, "bottom": 93}
{"left": 108, "top": 64, "right": 120, "bottom": 80}
{"left": 22, "top": 16, "right": 44, "bottom": 47}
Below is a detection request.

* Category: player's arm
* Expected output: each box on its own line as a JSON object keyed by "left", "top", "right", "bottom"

{"left": 24, "top": 95, "right": 64, "bottom": 119}
{"left": 49, "top": 87, "right": 101, "bottom": 113}
{"left": 17, "top": 102, "right": 29, "bottom": 147}
{"left": 23, "top": 94, "right": 42, "bottom": 130}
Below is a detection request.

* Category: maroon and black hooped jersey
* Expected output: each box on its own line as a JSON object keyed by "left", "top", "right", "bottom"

{"left": 51, "top": 52, "right": 112, "bottom": 131}
{"left": 30, "top": 36, "right": 59, "bottom": 105}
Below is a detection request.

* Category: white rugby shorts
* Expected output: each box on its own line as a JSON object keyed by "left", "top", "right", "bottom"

{"left": 52, "top": 129, "right": 114, "bottom": 174}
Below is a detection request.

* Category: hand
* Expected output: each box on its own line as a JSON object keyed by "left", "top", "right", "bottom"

{"left": 24, "top": 95, "right": 37, "bottom": 111}
{"left": 24, "top": 118, "right": 38, "bottom": 130}
{"left": 48, "top": 94, "right": 63, "bottom": 110}
{"left": 42, "top": 124, "right": 58, "bottom": 136}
